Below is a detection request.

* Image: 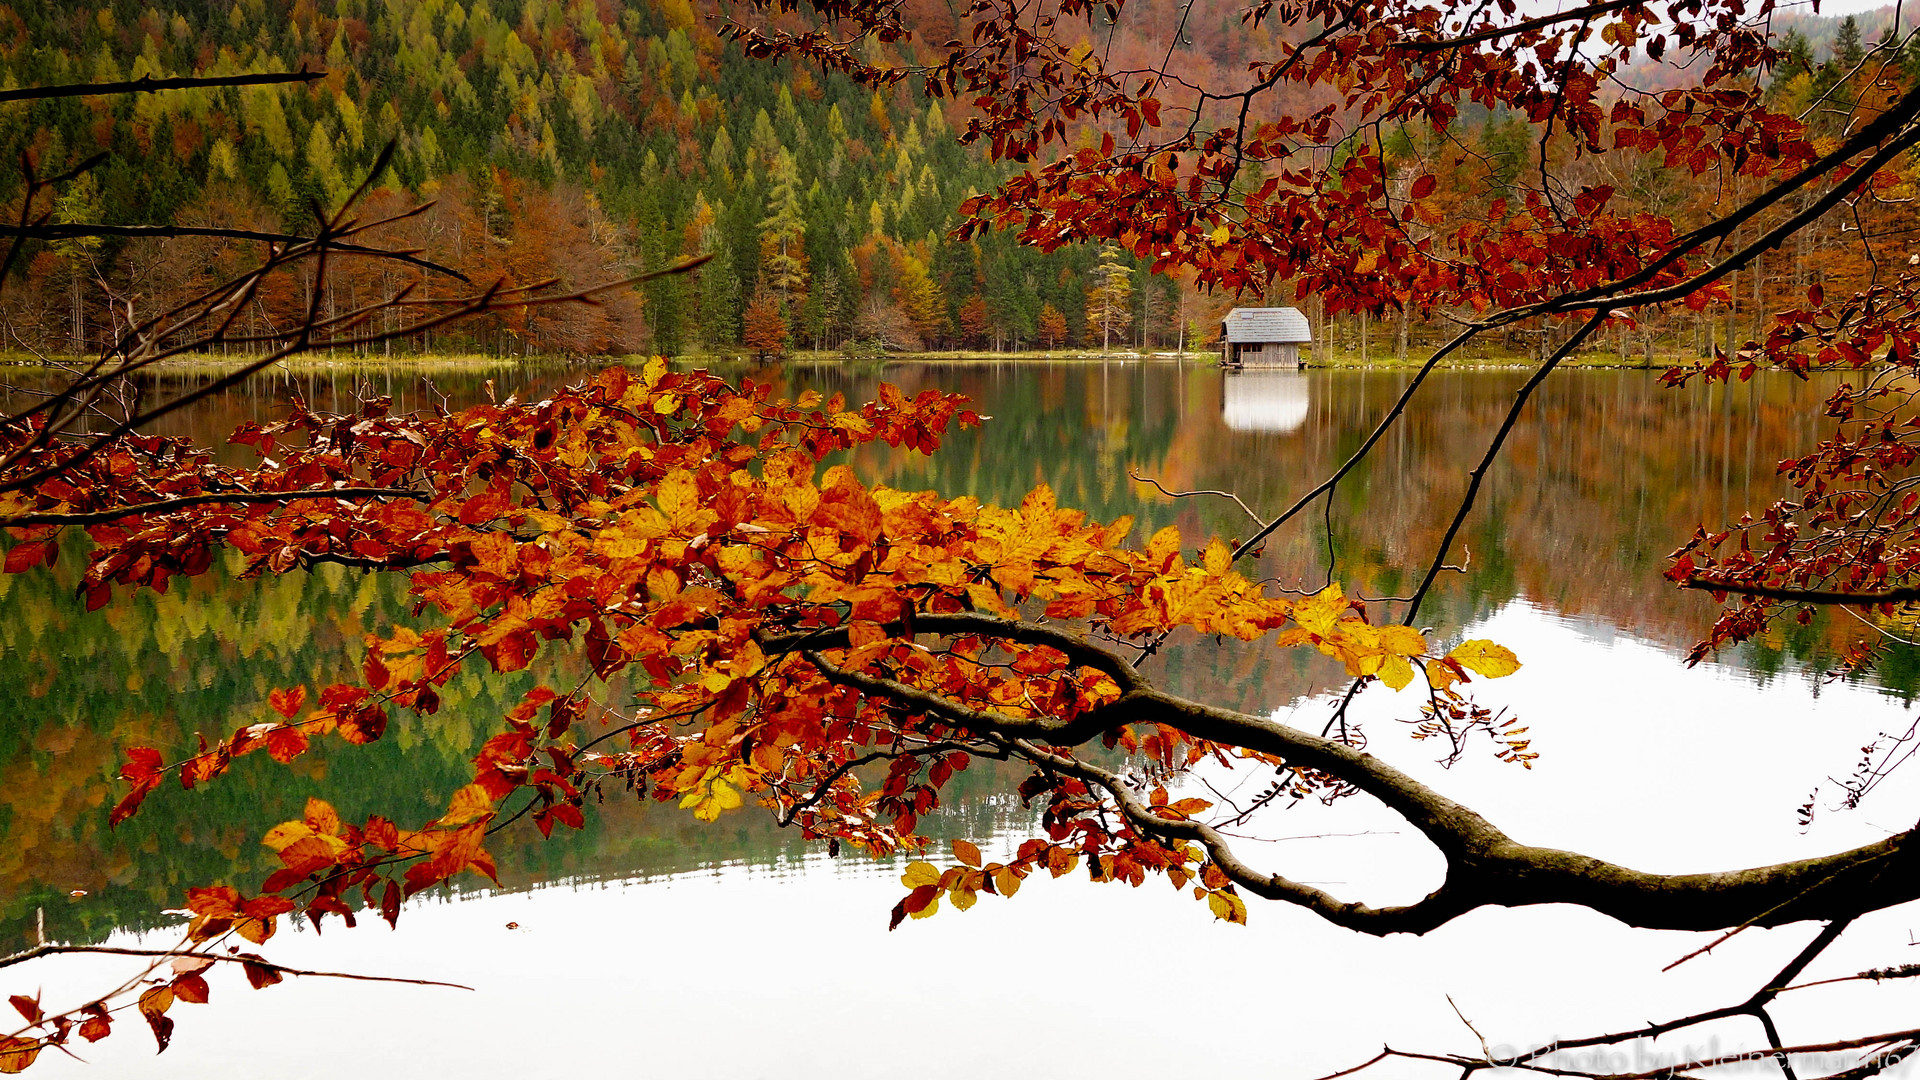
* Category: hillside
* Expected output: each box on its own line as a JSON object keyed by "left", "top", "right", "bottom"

{"left": 0, "top": 0, "right": 1188, "bottom": 357}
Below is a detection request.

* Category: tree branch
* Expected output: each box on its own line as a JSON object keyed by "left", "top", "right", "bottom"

{"left": 0, "top": 70, "right": 323, "bottom": 104}
{"left": 0, "top": 944, "right": 470, "bottom": 990}
{"left": 1683, "top": 578, "right": 1920, "bottom": 606}
{"left": 0, "top": 487, "right": 428, "bottom": 528}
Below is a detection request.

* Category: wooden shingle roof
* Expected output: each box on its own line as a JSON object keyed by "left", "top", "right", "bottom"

{"left": 1221, "top": 307, "right": 1312, "bottom": 344}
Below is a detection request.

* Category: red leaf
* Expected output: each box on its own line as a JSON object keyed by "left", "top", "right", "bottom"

{"left": 6, "top": 996, "right": 39, "bottom": 1026}
{"left": 268, "top": 686, "right": 307, "bottom": 720}
{"left": 1410, "top": 174, "right": 1437, "bottom": 199}
{"left": 336, "top": 706, "right": 388, "bottom": 745}
{"left": 3, "top": 542, "right": 48, "bottom": 574}
{"left": 265, "top": 724, "right": 309, "bottom": 764}
{"left": 238, "top": 955, "right": 283, "bottom": 990}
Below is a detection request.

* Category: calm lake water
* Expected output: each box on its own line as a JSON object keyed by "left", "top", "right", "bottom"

{"left": 5, "top": 361, "right": 1920, "bottom": 1077}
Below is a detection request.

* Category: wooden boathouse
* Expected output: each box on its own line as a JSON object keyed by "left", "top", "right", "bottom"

{"left": 1220, "top": 307, "right": 1312, "bottom": 368}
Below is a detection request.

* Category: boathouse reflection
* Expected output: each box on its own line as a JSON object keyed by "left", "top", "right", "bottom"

{"left": 1221, "top": 369, "right": 1310, "bottom": 432}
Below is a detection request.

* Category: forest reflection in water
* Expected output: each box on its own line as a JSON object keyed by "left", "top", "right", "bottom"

{"left": 4, "top": 359, "right": 1918, "bottom": 1074}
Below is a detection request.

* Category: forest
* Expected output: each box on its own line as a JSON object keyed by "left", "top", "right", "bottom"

{"left": 2, "top": 0, "right": 1914, "bottom": 361}
{"left": 0, "top": 0, "right": 1194, "bottom": 357}
{"left": 10, "top": 0, "right": 1920, "bottom": 1073}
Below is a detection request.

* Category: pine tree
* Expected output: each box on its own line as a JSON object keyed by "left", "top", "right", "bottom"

{"left": 759, "top": 147, "right": 809, "bottom": 312}
{"left": 1084, "top": 245, "right": 1132, "bottom": 351}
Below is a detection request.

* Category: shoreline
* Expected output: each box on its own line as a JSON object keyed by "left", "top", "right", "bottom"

{"left": 0, "top": 348, "right": 1784, "bottom": 373}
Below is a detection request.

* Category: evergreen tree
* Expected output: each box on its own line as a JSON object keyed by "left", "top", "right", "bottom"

{"left": 1084, "top": 245, "right": 1132, "bottom": 351}
{"left": 758, "top": 147, "right": 809, "bottom": 312}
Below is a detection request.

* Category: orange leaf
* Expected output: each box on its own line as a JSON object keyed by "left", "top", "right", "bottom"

{"left": 171, "top": 973, "right": 210, "bottom": 1004}
{"left": 267, "top": 686, "right": 307, "bottom": 720}
{"left": 0, "top": 1037, "right": 38, "bottom": 1074}
{"left": 265, "top": 724, "right": 309, "bottom": 764}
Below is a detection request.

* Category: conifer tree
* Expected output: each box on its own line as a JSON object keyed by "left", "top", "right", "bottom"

{"left": 1084, "top": 245, "right": 1131, "bottom": 352}
{"left": 759, "top": 147, "right": 809, "bottom": 312}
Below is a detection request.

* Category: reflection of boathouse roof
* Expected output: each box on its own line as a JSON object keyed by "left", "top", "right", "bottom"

{"left": 1222, "top": 370, "right": 1309, "bottom": 432}
{"left": 1221, "top": 307, "right": 1312, "bottom": 344}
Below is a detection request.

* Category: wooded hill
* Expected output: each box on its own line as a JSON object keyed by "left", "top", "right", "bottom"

{"left": 0, "top": 0, "right": 1186, "bottom": 357}
{"left": 0, "top": 0, "right": 1910, "bottom": 359}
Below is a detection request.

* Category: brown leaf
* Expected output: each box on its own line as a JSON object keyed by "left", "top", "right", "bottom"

{"left": 171, "top": 973, "right": 211, "bottom": 1004}
{"left": 0, "top": 1037, "right": 39, "bottom": 1074}
{"left": 138, "top": 986, "right": 173, "bottom": 1054}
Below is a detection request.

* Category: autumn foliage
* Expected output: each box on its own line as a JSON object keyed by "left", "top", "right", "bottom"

{"left": 0, "top": 362, "right": 1528, "bottom": 1061}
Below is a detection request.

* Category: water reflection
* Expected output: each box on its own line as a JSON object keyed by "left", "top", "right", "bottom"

{"left": 1220, "top": 369, "right": 1310, "bottom": 431}
{"left": 20, "top": 602, "right": 1920, "bottom": 1080}
{"left": 0, "top": 361, "right": 1910, "bottom": 961}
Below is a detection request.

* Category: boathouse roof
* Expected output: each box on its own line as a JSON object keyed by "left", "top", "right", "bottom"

{"left": 1221, "top": 307, "right": 1312, "bottom": 344}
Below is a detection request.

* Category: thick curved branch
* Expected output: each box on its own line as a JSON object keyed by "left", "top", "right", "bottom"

{"left": 762, "top": 610, "right": 1149, "bottom": 695}
{"left": 797, "top": 614, "right": 1920, "bottom": 937}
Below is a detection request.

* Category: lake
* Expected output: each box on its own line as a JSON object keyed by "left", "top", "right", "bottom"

{"left": 4, "top": 360, "right": 1918, "bottom": 1078}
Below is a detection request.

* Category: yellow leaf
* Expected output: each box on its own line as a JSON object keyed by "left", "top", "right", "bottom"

{"left": 233, "top": 915, "right": 275, "bottom": 945}
{"left": 1203, "top": 538, "right": 1231, "bottom": 577}
{"left": 950, "top": 887, "right": 977, "bottom": 911}
{"left": 261, "top": 820, "right": 316, "bottom": 853}
{"left": 1448, "top": 639, "right": 1521, "bottom": 678}
{"left": 1146, "top": 525, "right": 1182, "bottom": 569}
{"left": 641, "top": 355, "right": 668, "bottom": 390}
{"left": 965, "top": 582, "right": 1017, "bottom": 618}
{"left": 1211, "top": 224, "right": 1231, "bottom": 245}
{"left": 441, "top": 784, "right": 494, "bottom": 826}
{"left": 901, "top": 860, "right": 942, "bottom": 888}
{"left": 993, "top": 867, "right": 1021, "bottom": 897}
{"left": 1378, "top": 653, "right": 1415, "bottom": 691}
{"left": 1292, "top": 583, "right": 1347, "bottom": 638}
{"left": 139, "top": 985, "right": 173, "bottom": 1017}
{"left": 909, "top": 894, "right": 941, "bottom": 919}
{"left": 304, "top": 797, "right": 341, "bottom": 837}
{"left": 1206, "top": 889, "right": 1248, "bottom": 924}
{"left": 1426, "top": 657, "right": 1462, "bottom": 691}
{"left": 1377, "top": 624, "right": 1427, "bottom": 656}
{"left": 657, "top": 469, "right": 699, "bottom": 523}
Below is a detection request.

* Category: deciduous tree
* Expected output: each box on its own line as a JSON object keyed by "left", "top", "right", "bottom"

{"left": 1037, "top": 302, "right": 1067, "bottom": 349}
{"left": 14, "top": 0, "right": 1920, "bottom": 1073}
{"left": 741, "top": 288, "right": 789, "bottom": 356}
